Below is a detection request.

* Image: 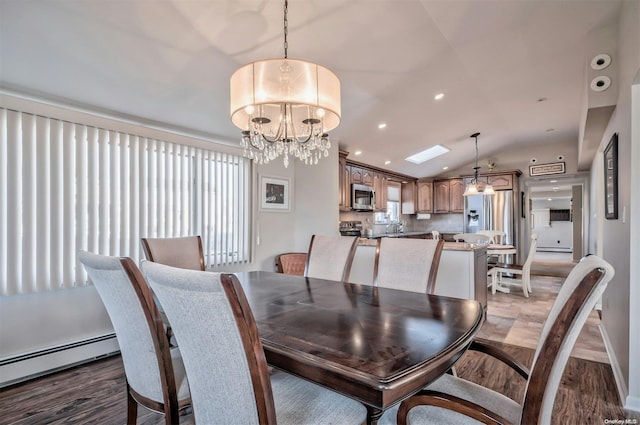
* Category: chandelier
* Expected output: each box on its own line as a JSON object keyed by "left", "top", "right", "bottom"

{"left": 229, "top": 0, "right": 341, "bottom": 168}
{"left": 463, "top": 132, "right": 495, "bottom": 196}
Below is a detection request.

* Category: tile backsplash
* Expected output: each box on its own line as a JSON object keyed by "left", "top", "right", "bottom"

{"left": 339, "top": 211, "right": 464, "bottom": 233}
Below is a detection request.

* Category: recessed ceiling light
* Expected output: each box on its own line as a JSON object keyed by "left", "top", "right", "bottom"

{"left": 548, "top": 198, "right": 553, "bottom": 201}
{"left": 434, "top": 93, "right": 445, "bottom": 100}
{"left": 553, "top": 186, "right": 559, "bottom": 191}
{"left": 443, "top": 166, "right": 449, "bottom": 170}
{"left": 405, "top": 145, "right": 450, "bottom": 164}
{"left": 384, "top": 160, "right": 391, "bottom": 165}
{"left": 354, "top": 150, "right": 362, "bottom": 156}
{"left": 549, "top": 180, "right": 558, "bottom": 183}
{"left": 378, "top": 123, "right": 387, "bottom": 129}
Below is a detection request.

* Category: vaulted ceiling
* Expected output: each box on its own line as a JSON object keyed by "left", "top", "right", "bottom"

{"left": 0, "top": 0, "right": 622, "bottom": 177}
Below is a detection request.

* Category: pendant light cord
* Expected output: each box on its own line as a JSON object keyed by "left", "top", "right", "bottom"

{"left": 283, "top": 0, "right": 288, "bottom": 59}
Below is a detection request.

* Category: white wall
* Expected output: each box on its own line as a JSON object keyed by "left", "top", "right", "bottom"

{"left": 591, "top": 0, "right": 639, "bottom": 410}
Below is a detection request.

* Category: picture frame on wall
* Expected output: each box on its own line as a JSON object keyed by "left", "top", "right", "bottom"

{"left": 603, "top": 133, "right": 618, "bottom": 220}
{"left": 260, "top": 175, "right": 291, "bottom": 212}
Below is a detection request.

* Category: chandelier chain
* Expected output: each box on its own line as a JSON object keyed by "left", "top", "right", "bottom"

{"left": 283, "top": 0, "right": 288, "bottom": 59}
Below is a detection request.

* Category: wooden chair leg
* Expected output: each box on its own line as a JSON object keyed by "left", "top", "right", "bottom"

{"left": 127, "top": 387, "right": 138, "bottom": 425}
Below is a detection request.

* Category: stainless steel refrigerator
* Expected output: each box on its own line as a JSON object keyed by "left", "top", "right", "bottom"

{"left": 464, "top": 191, "right": 515, "bottom": 246}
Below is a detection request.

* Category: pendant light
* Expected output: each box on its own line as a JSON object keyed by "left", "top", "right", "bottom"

{"left": 463, "top": 132, "right": 495, "bottom": 196}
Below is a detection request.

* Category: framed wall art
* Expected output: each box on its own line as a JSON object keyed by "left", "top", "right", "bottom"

{"left": 260, "top": 175, "right": 291, "bottom": 212}
{"left": 529, "top": 162, "right": 566, "bottom": 177}
{"left": 603, "top": 133, "right": 618, "bottom": 219}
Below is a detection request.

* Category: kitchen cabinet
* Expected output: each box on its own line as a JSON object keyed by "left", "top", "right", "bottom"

{"left": 434, "top": 179, "right": 463, "bottom": 213}
{"left": 401, "top": 181, "right": 416, "bottom": 214}
{"left": 373, "top": 172, "right": 387, "bottom": 211}
{"left": 339, "top": 151, "right": 351, "bottom": 211}
{"left": 450, "top": 179, "right": 464, "bottom": 212}
{"left": 487, "top": 174, "right": 513, "bottom": 190}
{"left": 417, "top": 180, "right": 433, "bottom": 213}
{"left": 350, "top": 166, "right": 373, "bottom": 186}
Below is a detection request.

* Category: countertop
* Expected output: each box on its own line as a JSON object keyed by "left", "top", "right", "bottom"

{"left": 358, "top": 235, "right": 487, "bottom": 251}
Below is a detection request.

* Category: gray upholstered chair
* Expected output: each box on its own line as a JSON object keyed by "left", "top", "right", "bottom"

{"left": 489, "top": 233, "right": 538, "bottom": 297}
{"left": 377, "top": 254, "right": 614, "bottom": 425}
{"left": 141, "top": 236, "right": 205, "bottom": 271}
{"left": 304, "top": 234, "right": 359, "bottom": 281}
{"left": 140, "top": 261, "right": 367, "bottom": 425}
{"left": 77, "top": 251, "right": 190, "bottom": 424}
{"left": 373, "top": 238, "right": 445, "bottom": 294}
{"left": 274, "top": 252, "right": 307, "bottom": 275}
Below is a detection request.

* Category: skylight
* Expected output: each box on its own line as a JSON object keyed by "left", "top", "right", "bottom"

{"left": 405, "top": 145, "right": 450, "bottom": 164}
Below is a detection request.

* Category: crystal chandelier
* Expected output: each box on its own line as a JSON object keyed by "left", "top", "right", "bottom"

{"left": 229, "top": 0, "right": 341, "bottom": 168}
{"left": 463, "top": 132, "right": 495, "bottom": 196}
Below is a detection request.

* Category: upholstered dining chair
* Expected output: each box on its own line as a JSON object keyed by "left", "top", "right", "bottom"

{"left": 377, "top": 254, "right": 614, "bottom": 425}
{"left": 489, "top": 233, "right": 538, "bottom": 297}
{"left": 453, "top": 233, "right": 491, "bottom": 243}
{"left": 140, "top": 261, "right": 367, "bottom": 425}
{"left": 274, "top": 252, "right": 307, "bottom": 275}
{"left": 305, "top": 235, "right": 359, "bottom": 281}
{"left": 77, "top": 251, "right": 191, "bottom": 425}
{"left": 373, "top": 238, "right": 445, "bottom": 294}
{"left": 141, "top": 236, "right": 205, "bottom": 271}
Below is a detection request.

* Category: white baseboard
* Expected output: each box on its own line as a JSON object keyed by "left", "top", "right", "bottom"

{"left": 599, "top": 323, "right": 629, "bottom": 406}
{"left": 0, "top": 334, "right": 119, "bottom": 388}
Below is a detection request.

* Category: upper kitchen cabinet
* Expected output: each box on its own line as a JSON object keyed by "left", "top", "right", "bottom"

{"left": 462, "top": 170, "right": 520, "bottom": 192}
{"left": 417, "top": 180, "right": 433, "bottom": 213}
{"left": 350, "top": 165, "right": 373, "bottom": 186}
{"left": 339, "top": 151, "right": 351, "bottom": 211}
{"left": 373, "top": 172, "right": 388, "bottom": 211}
{"left": 487, "top": 174, "right": 513, "bottom": 190}
{"left": 434, "top": 178, "right": 464, "bottom": 213}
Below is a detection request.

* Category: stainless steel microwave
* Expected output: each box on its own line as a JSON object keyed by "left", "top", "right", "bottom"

{"left": 352, "top": 184, "right": 375, "bottom": 211}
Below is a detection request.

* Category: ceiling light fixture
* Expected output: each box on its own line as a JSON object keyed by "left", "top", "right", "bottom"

{"left": 434, "top": 93, "right": 445, "bottom": 100}
{"left": 463, "top": 132, "right": 494, "bottom": 196}
{"left": 230, "top": 0, "right": 340, "bottom": 168}
{"left": 354, "top": 150, "right": 362, "bottom": 156}
{"left": 378, "top": 123, "right": 387, "bottom": 129}
{"left": 384, "top": 160, "right": 391, "bottom": 165}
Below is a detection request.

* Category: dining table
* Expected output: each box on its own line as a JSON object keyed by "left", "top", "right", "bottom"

{"left": 234, "top": 271, "right": 485, "bottom": 424}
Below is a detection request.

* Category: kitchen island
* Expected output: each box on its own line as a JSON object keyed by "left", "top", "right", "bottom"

{"left": 350, "top": 239, "right": 488, "bottom": 310}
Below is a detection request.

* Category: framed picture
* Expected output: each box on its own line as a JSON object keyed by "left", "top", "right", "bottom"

{"left": 604, "top": 133, "right": 618, "bottom": 219}
{"left": 260, "top": 175, "right": 291, "bottom": 211}
{"left": 529, "top": 162, "right": 566, "bottom": 177}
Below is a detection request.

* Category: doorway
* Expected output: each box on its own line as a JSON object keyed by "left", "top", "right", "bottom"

{"left": 523, "top": 174, "right": 589, "bottom": 266}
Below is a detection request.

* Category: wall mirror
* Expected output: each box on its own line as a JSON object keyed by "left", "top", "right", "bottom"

{"left": 604, "top": 133, "right": 618, "bottom": 220}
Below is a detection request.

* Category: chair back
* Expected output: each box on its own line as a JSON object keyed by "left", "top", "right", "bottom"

{"left": 476, "top": 230, "right": 506, "bottom": 244}
{"left": 141, "top": 236, "right": 205, "bottom": 271}
{"left": 77, "top": 251, "right": 181, "bottom": 419}
{"left": 431, "top": 230, "right": 441, "bottom": 240}
{"left": 141, "top": 261, "right": 276, "bottom": 425}
{"left": 373, "top": 238, "right": 445, "bottom": 294}
{"left": 453, "top": 233, "right": 490, "bottom": 243}
{"left": 305, "top": 235, "right": 359, "bottom": 281}
{"left": 521, "top": 255, "right": 614, "bottom": 424}
{"left": 275, "top": 252, "right": 307, "bottom": 275}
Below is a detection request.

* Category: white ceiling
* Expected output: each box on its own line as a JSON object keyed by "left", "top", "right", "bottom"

{"left": 0, "top": 0, "right": 622, "bottom": 178}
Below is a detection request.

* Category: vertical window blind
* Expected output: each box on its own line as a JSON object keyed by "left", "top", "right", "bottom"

{"left": 0, "top": 108, "right": 251, "bottom": 296}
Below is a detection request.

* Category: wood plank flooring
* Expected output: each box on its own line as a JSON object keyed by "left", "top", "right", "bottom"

{"left": 1, "top": 257, "right": 638, "bottom": 424}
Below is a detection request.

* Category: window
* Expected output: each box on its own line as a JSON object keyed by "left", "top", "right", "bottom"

{"left": 0, "top": 108, "right": 251, "bottom": 296}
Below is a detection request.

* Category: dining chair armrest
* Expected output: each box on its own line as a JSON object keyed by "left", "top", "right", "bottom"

{"left": 469, "top": 340, "right": 529, "bottom": 379}
{"left": 397, "top": 389, "right": 512, "bottom": 425}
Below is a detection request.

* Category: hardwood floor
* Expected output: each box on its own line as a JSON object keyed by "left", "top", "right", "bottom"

{"left": 1, "top": 259, "right": 638, "bottom": 424}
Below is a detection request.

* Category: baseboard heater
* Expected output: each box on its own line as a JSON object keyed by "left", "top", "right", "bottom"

{"left": 0, "top": 333, "right": 119, "bottom": 388}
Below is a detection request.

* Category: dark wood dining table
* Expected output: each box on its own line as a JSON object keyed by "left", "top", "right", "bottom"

{"left": 234, "top": 271, "right": 485, "bottom": 424}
